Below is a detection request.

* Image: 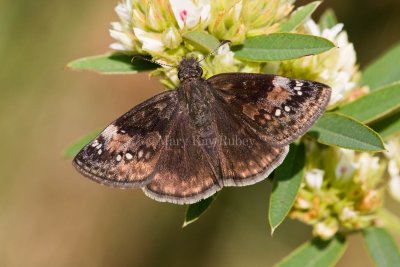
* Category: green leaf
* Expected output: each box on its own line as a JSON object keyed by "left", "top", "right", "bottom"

{"left": 318, "top": 8, "right": 338, "bottom": 30}
{"left": 363, "top": 227, "right": 400, "bottom": 267}
{"left": 269, "top": 143, "right": 305, "bottom": 234}
{"left": 336, "top": 82, "right": 400, "bottom": 123}
{"left": 376, "top": 209, "right": 400, "bottom": 235}
{"left": 233, "top": 33, "right": 335, "bottom": 61}
{"left": 275, "top": 235, "right": 347, "bottom": 267}
{"left": 183, "top": 194, "right": 218, "bottom": 228}
{"left": 280, "top": 1, "right": 321, "bottom": 32}
{"left": 308, "top": 113, "right": 385, "bottom": 152}
{"left": 64, "top": 131, "right": 100, "bottom": 158}
{"left": 370, "top": 111, "right": 400, "bottom": 138}
{"left": 67, "top": 53, "right": 158, "bottom": 74}
{"left": 183, "top": 31, "right": 220, "bottom": 53}
{"left": 362, "top": 42, "right": 400, "bottom": 90}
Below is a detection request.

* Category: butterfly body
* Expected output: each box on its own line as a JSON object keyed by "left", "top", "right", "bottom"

{"left": 74, "top": 56, "right": 331, "bottom": 204}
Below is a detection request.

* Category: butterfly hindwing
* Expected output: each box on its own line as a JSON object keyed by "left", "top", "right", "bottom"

{"left": 212, "top": 102, "right": 289, "bottom": 186}
{"left": 208, "top": 73, "right": 331, "bottom": 146}
{"left": 143, "top": 111, "right": 221, "bottom": 204}
{"left": 73, "top": 90, "right": 178, "bottom": 187}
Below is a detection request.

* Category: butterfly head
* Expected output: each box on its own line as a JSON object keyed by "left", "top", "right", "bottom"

{"left": 178, "top": 56, "right": 203, "bottom": 81}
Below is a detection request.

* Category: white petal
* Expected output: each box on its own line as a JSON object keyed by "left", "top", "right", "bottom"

{"left": 110, "top": 42, "right": 129, "bottom": 51}
{"left": 315, "top": 222, "right": 336, "bottom": 239}
{"left": 216, "top": 44, "right": 236, "bottom": 65}
{"left": 147, "top": 6, "right": 162, "bottom": 31}
{"left": 110, "top": 22, "right": 123, "bottom": 31}
{"left": 385, "top": 140, "right": 400, "bottom": 159}
{"left": 297, "top": 198, "right": 312, "bottom": 209}
{"left": 389, "top": 175, "right": 400, "bottom": 202}
{"left": 335, "top": 149, "right": 356, "bottom": 179}
{"left": 322, "top": 23, "right": 344, "bottom": 41}
{"left": 388, "top": 160, "right": 400, "bottom": 178}
{"left": 232, "top": 1, "right": 243, "bottom": 21}
{"left": 340, "top": 207, "right": 357, "bottom": 221}
{"left": 303, "top": 19, "right": 320, "bottom": 36}
{"left": 133, "top": 27, "right": 165, "bottom": 53}
{"left": 305, "top": 169, "right": 324, "bottom": 190}
{"left": 169, "top": 0, "right": 210, "bottom": 29}
{"left": 115, "top": 3, "right": 131, "bottom": 22}
{"left": 109, "top": 29, "right": 134, "bottom": 48}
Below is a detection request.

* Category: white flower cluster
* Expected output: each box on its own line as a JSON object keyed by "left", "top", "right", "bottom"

{"left": 278, "top": 20, "right": 359, "bottom": 106}
{"left": 385, "top": 139, "right": 400, "bottom": 202}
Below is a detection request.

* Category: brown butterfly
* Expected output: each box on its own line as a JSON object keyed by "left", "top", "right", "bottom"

{"left": 73, "top": 54, "right": 331, "bottom": 204}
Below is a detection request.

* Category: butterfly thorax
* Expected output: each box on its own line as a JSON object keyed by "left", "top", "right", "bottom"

{"left": 177, "top": 57, "right": 216, "bottom": 134}
{"left": 178, "top": 76, "right": 215, "bottom": 132}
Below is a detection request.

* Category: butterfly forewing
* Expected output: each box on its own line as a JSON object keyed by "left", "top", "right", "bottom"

{"left": 208, "top": 73, "right": 331, "bottom": 146}
{"left": 73, "top": 91, "right": 178, "bottom": 187}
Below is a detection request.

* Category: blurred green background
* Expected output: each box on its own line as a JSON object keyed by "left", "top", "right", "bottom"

{"left": 0, "top": 0, "right": 399, "bottom": 266}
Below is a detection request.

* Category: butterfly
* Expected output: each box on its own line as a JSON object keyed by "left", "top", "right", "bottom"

{"left": 73, "top": 55, "right": 331, "bottom": 204}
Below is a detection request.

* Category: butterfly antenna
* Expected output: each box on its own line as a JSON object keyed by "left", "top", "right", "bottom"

{"left": 198, "top": 40, "right": 232, "bottom": 63}
{"left": 131, "top": 55, "right": 177, "bottom": 68}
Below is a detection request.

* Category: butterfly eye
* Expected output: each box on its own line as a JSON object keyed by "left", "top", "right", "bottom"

{"left": 197, "top": 66, "right": 203, "bottom": 76}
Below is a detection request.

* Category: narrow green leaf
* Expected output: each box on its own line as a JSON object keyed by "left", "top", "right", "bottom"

{"left": 67, "top": 53, "right": 158, "bottom": 74}
{"left": 318, "top": 8, "right": 338, "bottom": 30}
{"left": 362, "top": 42, "right": 400, "bottom": 90}
{"left": 275, "top": 235, "right": 347, "bottom": 267}
{"left": 363, "top": 227, "right": 400, "bottom": 267}
{"left": 370, "top": 111, "right": 400, "bottom": 138}
{"left": 336, "top": 82, "right": 400, "bottom": 123}
{"left": 308, "top": 113, "right": 385, "bottom": 152}
{"left": 183, "top": 194, "right": 218, "bottom": 228}
{"left": 64, "top": 131, "right": 100, "bottom": 158}
{"left": 233, "top": 33, "right": 335, "bottom": 61}
{"left": 183, "top": 31, "right": 220, "bottom": 53}
{"left": 269, "top": 143, "right": 305, "bottom": 234}
{"left": 280, "top": 1, "right": 321, "bottom": 32}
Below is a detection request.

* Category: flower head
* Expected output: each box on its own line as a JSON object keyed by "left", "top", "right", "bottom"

{"left": 384, "top": 136, "right": 400, "bottom": 202}
{"left": 290, "top": 145, "right": 385, "bottom": 239}
{"left": 109, "top": 0, "right": 297, "bottom": 87}
{"left": 277, "top": 20, "right": 360, "bottom": 106}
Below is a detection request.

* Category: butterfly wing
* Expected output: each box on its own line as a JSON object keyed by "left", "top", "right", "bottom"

{"left": 208, "top": 73, "right": 331, "bottom": 146}
{"left": 212, "top": 102, "right": 289, "bottom": 186}
{"left": 73, "top": 90, "right": 179, "bottom": 187}
{"left": 143, "top": 111, "right": 221, "bottom": 204}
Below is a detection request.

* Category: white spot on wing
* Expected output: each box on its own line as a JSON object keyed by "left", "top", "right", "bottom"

{"left": 125, "top": 153, "right": 133, "bottom": 160}
{"left": 145, "top": 152, "right": 151, "bottom": 159}
{"left": 275, "top": 109, "right": 282, "bottom": 117}
{"left": 284, "top": 106, "right": 291, "bottom": 112}
{"left": 98, "top": 149, "right": 102, "bottom": 155}
{"left": 101, "top": 125, "right": 119, "bottom": 142}
{"left": 297, "top": 91, "right": 303, "bottom": 96}
{"left": 138, "top": 150, "right": 144, "bottom": 159}
{"left": 272, "top": 76, "right": 289, "bottom": 88}
{"left": 116, "top": 154, "right": 122, "bottom": 162}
